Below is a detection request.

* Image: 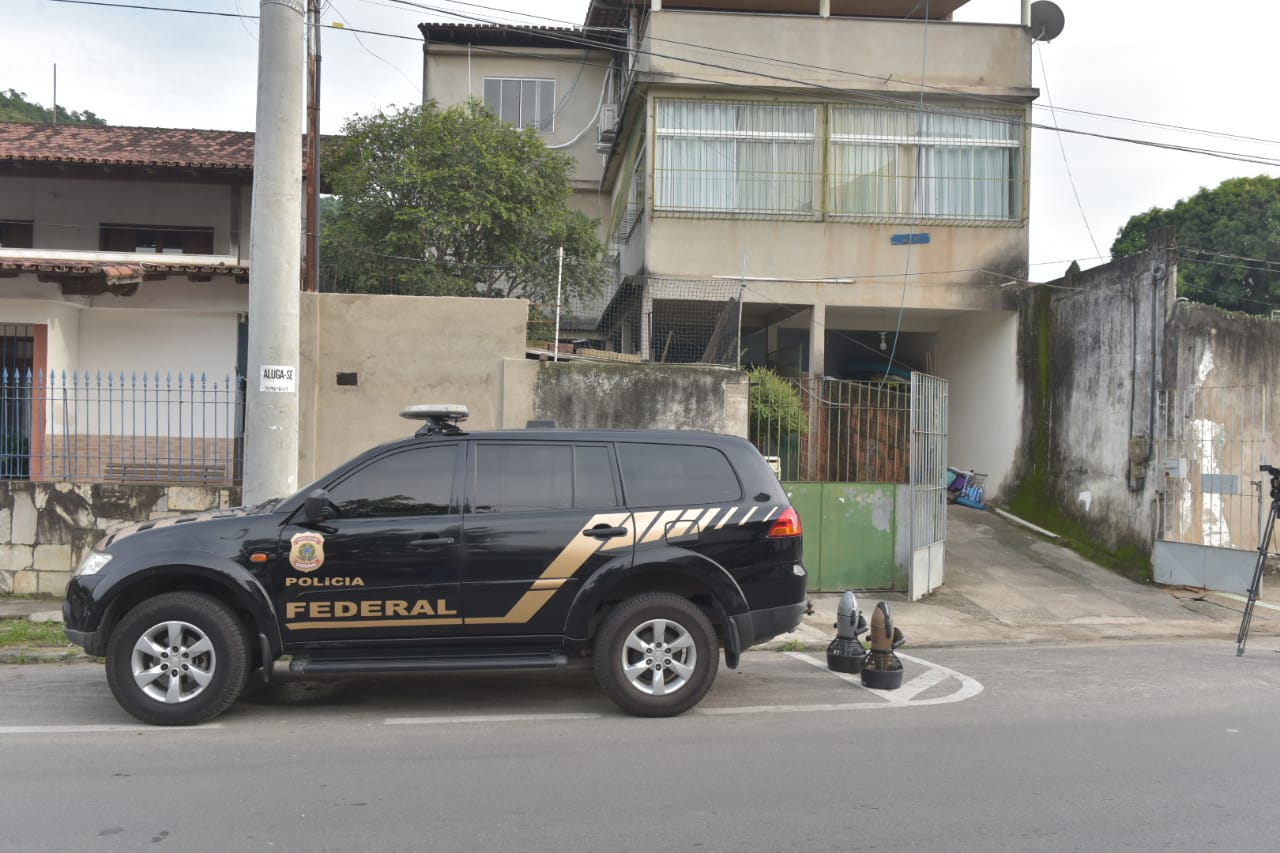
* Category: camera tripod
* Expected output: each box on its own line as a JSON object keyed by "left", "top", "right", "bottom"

{"left": 1236, "top": 464, "right": 1280, "bottom": 656}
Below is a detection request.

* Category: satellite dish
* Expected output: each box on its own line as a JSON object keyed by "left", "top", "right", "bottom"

{"left": 1029, "top": 1, "right": 1065, "bottom": 42}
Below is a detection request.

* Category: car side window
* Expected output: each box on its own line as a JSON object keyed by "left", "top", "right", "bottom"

{"left": 474, "top": 444, "right": 574, "bottom": 512}
{"left": 616, "top": 443, "right": 742, "bottom": 507}
{"left": 327, "top": 445, "right": 457, "bottom": 518}
{"left": 574, "top": 444, "right": 620, "bottom": 508}
{"left": 471, "top": 443, "right": 620, "bottom": 512}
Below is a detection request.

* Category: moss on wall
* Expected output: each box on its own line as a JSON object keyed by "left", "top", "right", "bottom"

{"left": 1004, "top": 280, "right": 1154, "bottom": 582}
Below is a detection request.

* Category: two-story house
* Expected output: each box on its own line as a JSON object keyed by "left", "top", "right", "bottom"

{"left": 421, "top": 0, "right": 1035, "bottom": 496}
{"left": 0, "top": 121, "right": 252, "bottom": 481}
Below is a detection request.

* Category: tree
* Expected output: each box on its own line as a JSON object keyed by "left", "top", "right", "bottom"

{"left": 1111, "top": 175, "right": 1280, "bottom": 314}
{"left": 320, "top": 101, "right": 607, "bottom": 307}
{"left": 0, "top": 89, "right": 106, "bottom": 125}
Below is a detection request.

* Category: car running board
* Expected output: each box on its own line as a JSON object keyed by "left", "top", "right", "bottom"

{"left": 289, "top": 651, "right": 570, "bottom": 675}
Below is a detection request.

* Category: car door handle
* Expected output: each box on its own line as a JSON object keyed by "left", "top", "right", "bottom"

{"left": 409, "top": 537, "right": 455, "bottom": 548}
{"left": 583, "top": 525, "right": 628, "bottom": 539}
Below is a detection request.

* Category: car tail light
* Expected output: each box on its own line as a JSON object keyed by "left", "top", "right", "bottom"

{"left": 767, "top": 507, "right": 802, "bottom": 538}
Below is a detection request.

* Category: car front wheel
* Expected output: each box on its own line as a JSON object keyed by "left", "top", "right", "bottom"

{"left": 105, "top": 591, "right": 250, "bottom": 726}
{"left": 593, "top": 592, "right": 719, "bottom": 717}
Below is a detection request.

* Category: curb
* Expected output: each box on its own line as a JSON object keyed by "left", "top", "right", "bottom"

{"left": 0, "top": 648, "right": 91, "bottom": 665}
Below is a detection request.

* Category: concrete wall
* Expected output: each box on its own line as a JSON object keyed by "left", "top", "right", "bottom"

{"left": 531, "top": 362, "right": 749, "bottom": 437}
{"left": 0, "top": 176, "right": 246, "bottom": 256}
{"left": 936, "top": 310, "right": 1021, "bottom": 500}
{"left": 297, "top": 292, "right": 529, "bottom": 483}
{"left": 646, "top": 217, "right": 1027, "bottom": 309}
{"left": 640, "top": 12, "right": 1032, "bottom": 96}
{"left": 0, "top": 481, "right": 239, "bottom": 596}
{"left": 1007, "top": 232, "right": 1175, "bottom": 565}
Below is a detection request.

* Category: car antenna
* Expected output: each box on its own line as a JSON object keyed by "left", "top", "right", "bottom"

{"left": 400, "top": 404, "right": 470, "bottom": 437}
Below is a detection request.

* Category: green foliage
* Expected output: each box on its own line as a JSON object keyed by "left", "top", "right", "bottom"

{"left": 748, "top": 367, "right": 807, "bottom": 435}
{"left": 0, "top": 89, "right": 106, "bottom": 125}
{"left": 319, "top": 100, "right": 607, "bottom": 305}
{"left": 0, "top": 619, "right": 73, "bottom": 649}
{"left": 1111, "top": 175, "right": 1280, "bottom": 314}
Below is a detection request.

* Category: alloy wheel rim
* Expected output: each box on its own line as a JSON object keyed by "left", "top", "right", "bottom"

{"left": 621, "top": 617, "right": 697, "bottom": 696}
{"left": 130, "top": 620, "right": 216, "bottom": 704}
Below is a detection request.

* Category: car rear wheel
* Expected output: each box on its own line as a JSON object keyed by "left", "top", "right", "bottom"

{"left": 593, "top": 592, "right": 719, "bottom": 717}
{"left": 105, "top": 592, "right": 250, "bottom": 726}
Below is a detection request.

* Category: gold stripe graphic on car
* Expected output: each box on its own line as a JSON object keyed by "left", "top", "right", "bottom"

{"left": 466, "top": 511, "right": 633, "bottom": 625}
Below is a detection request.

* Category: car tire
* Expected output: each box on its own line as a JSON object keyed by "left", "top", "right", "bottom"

{"left": 593, "top": 592, "right": 719, "bottom": 717}
{"left": 105, "top": 591, "right": 250, "bottom": 726}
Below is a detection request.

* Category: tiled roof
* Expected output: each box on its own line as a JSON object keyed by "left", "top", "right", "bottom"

{"left": 418, "top": 22, "right": 606, "bottom": 49}
{"left": 0, "top": 122, "right": 255, "bottom": 170}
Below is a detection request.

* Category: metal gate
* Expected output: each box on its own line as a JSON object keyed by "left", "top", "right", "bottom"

{"left": 909, "top": 372, "right": 948, "bottom": 599}
{"left": 1154, "top": 384, "right": 1272, "bottom": 592}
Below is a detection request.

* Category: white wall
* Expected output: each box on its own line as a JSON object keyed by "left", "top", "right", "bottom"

{"left": 77, "top": 310, "right": 239, "bottom": 379}
{"left": 0, "top": 298, "right": 84, "bottom": 371}
{"left": 935, "top": 310, "right": 1020, "bottom": 500}
{"left": 1, "top": 277, "right": 245, "bottom": 377}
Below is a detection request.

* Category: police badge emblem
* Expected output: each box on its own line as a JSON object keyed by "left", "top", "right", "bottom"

{"left": 289, "top": 531, "right": 325, "bottom": 572}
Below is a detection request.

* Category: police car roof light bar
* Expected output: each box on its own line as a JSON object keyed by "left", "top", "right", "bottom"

{"left": 400, "top": 404, "right": 470, "bottom": 437}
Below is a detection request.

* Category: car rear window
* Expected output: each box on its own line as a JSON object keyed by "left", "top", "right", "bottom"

{"left": 616, "top": 443, "right": 741, "bottom": 507}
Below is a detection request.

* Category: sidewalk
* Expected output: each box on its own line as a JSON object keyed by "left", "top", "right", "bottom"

{"left": 766, "top": 504, "right": 1280, "bottom": 651}
{"left": 5, "top": 503, "right": 1280, "bottom": 662}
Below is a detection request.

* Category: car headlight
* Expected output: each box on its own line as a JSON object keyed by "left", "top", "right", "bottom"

{"left": 75, "top": 552, "right": 112, "bottom": 577}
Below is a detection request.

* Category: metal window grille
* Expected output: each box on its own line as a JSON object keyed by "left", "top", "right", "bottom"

{"left": 828, "top": 104, "right": 1023, "bottom": 223}
{"left": 0, "top": 369, "right": 244, "bottom": 485}
{"left": 654, "top": 99, "right": 819, "bottom": 218}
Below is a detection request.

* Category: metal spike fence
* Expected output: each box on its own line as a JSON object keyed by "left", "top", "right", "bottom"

{"left": 0, "top": 369, "right": 244, "bottom": 484}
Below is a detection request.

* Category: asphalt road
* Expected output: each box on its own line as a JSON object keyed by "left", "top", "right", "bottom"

{"left": 3, "top": 640, "right": 1280, "bottom": 852}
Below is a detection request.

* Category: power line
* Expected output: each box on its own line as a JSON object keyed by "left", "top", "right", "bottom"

{"left": 328, "top": 2, "right": 421, "bottom": 95}
{"left": 1181, "top": 247, "right": 1280, "bottom": 270}
{"left": 882, "top": 0, "right": 932, "bottom": 382}
{"left": 50, "top": 0, "right": 1280, "bottom": 167}
{"left": 1037, "top": 44, "right": 1100, "bottom": 259}
{"left": 389, "top": 0, "right": 1280, "bottom": 169}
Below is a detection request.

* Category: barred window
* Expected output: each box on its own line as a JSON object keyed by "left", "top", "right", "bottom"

{"left": 828, "top": 106, "right": 1022, "bottom": 221}
{"left": 655, "top": 100, "right": 817, "bottom": 216}
{"left": 483, "top": 78, "right": 555, "bottom": 132}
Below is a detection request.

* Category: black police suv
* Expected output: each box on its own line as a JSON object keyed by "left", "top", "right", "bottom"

{"left": 63, "top": 406, "right": 807, "bottom": 725}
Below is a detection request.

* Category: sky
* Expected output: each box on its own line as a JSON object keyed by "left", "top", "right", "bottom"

{"left": 6, "top": 0, "right": 1280, "bottom": 282}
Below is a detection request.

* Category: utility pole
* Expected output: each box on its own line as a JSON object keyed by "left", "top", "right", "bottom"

{"left": 244, "top": 0, "right": 305, "bottom": 504}
{"left": 304, "top": 0, "right": 322, "bottom": 294}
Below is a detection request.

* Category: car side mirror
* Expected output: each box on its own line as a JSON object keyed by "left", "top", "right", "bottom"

{"left": 303, "top": 489, "right": 335, "bottom": 524}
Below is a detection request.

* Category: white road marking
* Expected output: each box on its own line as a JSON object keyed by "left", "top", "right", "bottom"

{"left": 1208, "top": 591, "right": 1280, "bottom": 613}
{"left": 0, "top": 724, "right": 225, "bottom": 735}
{"left": 772, "top": 650, "right": 981, "bottom": 708}
{"left": 385, "top": 712, "right": 603, "bottom": 726}
{"left": 890, "top": 665, "right": 953, "bottom": 701}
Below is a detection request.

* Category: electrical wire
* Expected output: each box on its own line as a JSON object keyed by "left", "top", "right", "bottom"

{"left": 1181, "top": 248, "right": 1280, "bottom": 270}
{"left": 387, "top": 1, "right": 1280, "bottom": 169}
{"left": 328, "top": 2, "right": 421, "bottom": 96}
{"left": 233, "top": 0, "right": 257, "bottom": 42}
{"left": 48, "top": 0, "right": 1280, "bottom": 167}
{"left": 1037, "top": 43, "right": 1100, "bottom": 259}
{"left": 394, "top": 0, "right": 1280, "bottom": 154}
{"left": 881, "top": 0, "right": 931, "bottom": 382}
